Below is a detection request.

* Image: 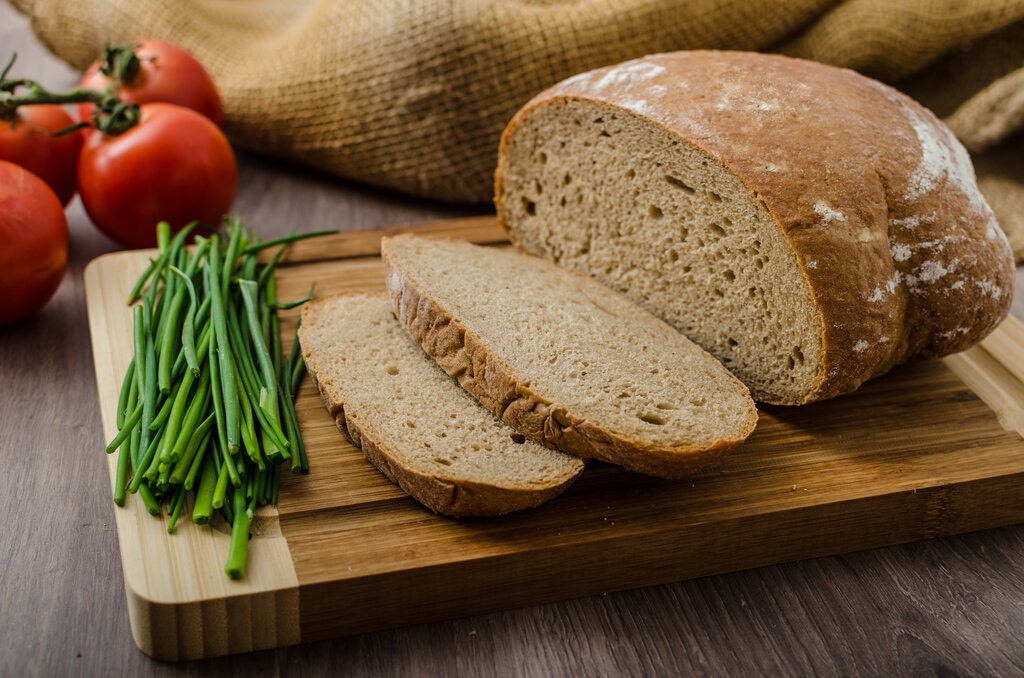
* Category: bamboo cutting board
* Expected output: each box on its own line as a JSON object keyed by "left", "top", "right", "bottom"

{"left": 85, "top": 216, "right": 1024, "bottom": 661}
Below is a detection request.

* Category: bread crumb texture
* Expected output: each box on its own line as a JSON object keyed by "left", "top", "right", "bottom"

{"left": 497, "top": 50, "right": 1014, "bottom": 405}
{"left": 299, "top": 293, "right": 584, "bottom": 516}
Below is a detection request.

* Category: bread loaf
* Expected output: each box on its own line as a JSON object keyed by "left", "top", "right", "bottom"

{"left": 381, "top": 235, "right": 758, "bottom": 479}
{"left": 299, "top": 293, "right": 585, "bottom": 517}
{"left": 495, "top": 50, "right": 1015, "bottom": 405}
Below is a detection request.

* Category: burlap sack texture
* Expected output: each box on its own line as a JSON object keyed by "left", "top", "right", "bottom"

{"left": 9, "top": 0, "right": 1024, "bottom": 256}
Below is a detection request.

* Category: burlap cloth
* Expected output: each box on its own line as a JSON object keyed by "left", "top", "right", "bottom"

{"left": 9, "top": 0, "right": 1024, "bottom": 257}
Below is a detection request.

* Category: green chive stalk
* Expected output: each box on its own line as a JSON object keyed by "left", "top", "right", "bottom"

{"left": 104, "top": 218, "right": 328, "bottom": 579}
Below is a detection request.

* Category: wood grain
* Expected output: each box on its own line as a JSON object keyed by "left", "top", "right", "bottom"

{"left": 85, "top": 218, "right": 1024, "bottom": 659}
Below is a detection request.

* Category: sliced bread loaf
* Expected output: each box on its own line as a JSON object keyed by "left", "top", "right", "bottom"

{"left": 495, "top": 50, "right": 1015, "bottom": 405}
{"left": 299, "top": 293, "right": 585, "bottom": 517}
{"left": 381, "top": 235, "right": 758, "bottom": 479}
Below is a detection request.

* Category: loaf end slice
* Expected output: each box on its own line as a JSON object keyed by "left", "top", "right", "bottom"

{"left": 299, "top": 293, "right": 585, "bottom": 517}
{"left": 382, "top": 235, "right": 758, "bottom": 479}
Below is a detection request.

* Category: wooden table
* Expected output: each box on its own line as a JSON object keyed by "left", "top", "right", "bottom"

{"left": 4, "top": 5, "right": 1024, "bottom": 674}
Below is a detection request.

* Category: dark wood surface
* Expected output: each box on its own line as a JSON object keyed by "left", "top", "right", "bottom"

{"left": 4, "top": 4, "right": 1024, "bottom": 674}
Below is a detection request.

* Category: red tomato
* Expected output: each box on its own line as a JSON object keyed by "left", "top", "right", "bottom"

{"left": 0, "top": 161, "right": 68, "bottom": 325}
{"left": 78, "top": 103, "right": 236, "bottom": 249}
{"left": 78, "top": 40, "right": 224, "bottom": 126}
{"left": 0, "top": 105, "right": 84, "bottom": 206}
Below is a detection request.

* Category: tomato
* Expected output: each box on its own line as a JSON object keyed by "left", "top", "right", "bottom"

{"left": 78, "top": 103, "right": 236, "bottom": 249}
{"left": 0, "top": 161, "right": 68, "bottom": 325}
{"left": 78, "top": 40, "right": 224, "bottom": 127}
{"left": 0, "top": 105, "right": 83, "bottom": 206}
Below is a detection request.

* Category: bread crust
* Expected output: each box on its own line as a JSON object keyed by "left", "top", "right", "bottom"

{"left": 495, "top": 50, "right": 1015, "bottom": 404}
{"left": 382, "top": 237, "right": 757, "bottom": 479}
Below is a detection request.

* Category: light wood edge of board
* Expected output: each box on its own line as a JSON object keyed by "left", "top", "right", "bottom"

{"left": 945, "top": 316, "right": 1024, "bottom": 438}
{"left": 84, "top": 251, "right": 300, "bottom": 661}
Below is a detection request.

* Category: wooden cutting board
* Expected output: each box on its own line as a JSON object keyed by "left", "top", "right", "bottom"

{"left": 84, "top": 216, "right": 1024, "bottom": 661}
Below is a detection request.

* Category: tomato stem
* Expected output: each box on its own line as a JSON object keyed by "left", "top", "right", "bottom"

{"left": 0, "top": 53, "right": 16, "bottom": 84}
{"left": 98, "top": 43, "right": 144, "bottom": 86}
{"left": 0, "top": 51, "right": 141, "bottom": 134}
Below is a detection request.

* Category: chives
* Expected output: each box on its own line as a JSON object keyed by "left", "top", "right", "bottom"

{"left": 105, "top": 218, "right": 322, "bottom": 578}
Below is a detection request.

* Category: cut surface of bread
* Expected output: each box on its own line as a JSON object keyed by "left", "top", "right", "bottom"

{"left": 299, "top": 293, "right": 584, "bottom": 517}
{"left": 495, "top": 50, "right": 1015, "bottom": 405}
{"left": 501, "top": 100, "right": 821, "bottom": 403}
{"left": 382, "top": 235, "right": 758, "bottom": 479}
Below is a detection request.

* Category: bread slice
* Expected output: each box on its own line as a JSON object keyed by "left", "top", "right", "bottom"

{"left": 298, "top": 293, "right": 584, "bottom": 517}
{"left": 381, "top": 235, "right": 758, "bottom": 479}
{"left": 495, "top": 50, "right": 1015, "bottom": 405}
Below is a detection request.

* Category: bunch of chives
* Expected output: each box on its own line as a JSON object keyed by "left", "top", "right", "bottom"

{"left": 106, "top": 218, "right": 331, "bottom": 579}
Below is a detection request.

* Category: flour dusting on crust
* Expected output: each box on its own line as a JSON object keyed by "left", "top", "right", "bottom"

{"left": 899, "top": 99, "right": 987, "bottom": 216}
{"left": 592, "top": 60, "right": 666, "bottom": 92}
{"left": 813, "top": 201, "right": 846, "bottom": 224}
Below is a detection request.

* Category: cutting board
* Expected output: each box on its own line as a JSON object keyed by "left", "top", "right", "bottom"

{"left": 84, "top": 215, "right": 1024, "bottom": 661}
